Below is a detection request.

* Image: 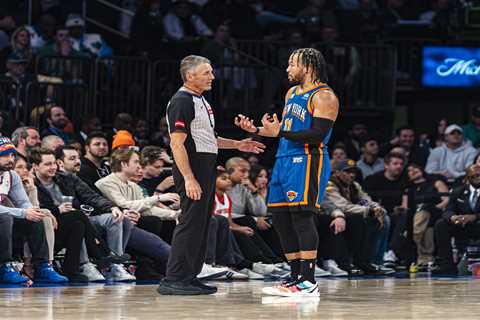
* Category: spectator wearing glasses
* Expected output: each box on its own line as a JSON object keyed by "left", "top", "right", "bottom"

{"left": 426, "top": 124, "right": 477, "bottom": 182}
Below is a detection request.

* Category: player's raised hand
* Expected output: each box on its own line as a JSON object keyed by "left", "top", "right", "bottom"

{"left": 234, "top": 114, "right": 257, "bottom": 133}
{"left": 261, "top": 113, "right": 281, "bottom": 137}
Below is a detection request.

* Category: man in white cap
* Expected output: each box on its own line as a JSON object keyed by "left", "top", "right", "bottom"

{"left": 65, "top": 14, "right": 112, "bottom": 57}
{"left": 426, "top": 124, "right": 477, "bottom": 180}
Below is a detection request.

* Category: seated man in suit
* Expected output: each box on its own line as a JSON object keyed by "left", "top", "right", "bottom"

{"left": 433, "top": 164, "right": 480, "bottom": 275}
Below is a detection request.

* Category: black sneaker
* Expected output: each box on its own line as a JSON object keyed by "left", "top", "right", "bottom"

{"left": 190, "top": 278, "right": 217, "bottom": 294}
{"left": 64, "top": 272, "right": 90, "bottom": 283}
{"left": 94, "top": 252, "right": 131, "bottom": 269}
{"left": 157, "top": 279, "right": 210, "bottom": 295}
{"left": 341, "top": 264, "right": 364, "bottom": 276}
{"left": 358, "top": 263, "right": 393, "bottom": 276}
{"left": 430, "top": 264, "right": 457, "bottom": 276}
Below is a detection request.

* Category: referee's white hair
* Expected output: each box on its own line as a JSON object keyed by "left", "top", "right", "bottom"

{"left": 180, "top": 55, "right": 211, "bottom": 82}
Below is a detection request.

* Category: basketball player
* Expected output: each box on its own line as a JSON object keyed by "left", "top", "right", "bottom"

{"left": 235, "top": 48, "right": 339, "bottom": 297}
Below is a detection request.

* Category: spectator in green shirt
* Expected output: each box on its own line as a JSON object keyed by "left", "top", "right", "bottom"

{"left": 36, "top": 27, "right": 89, "bottom": 83}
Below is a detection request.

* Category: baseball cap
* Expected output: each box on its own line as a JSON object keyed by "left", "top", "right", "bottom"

{"left": 65, "top": 14, "right": 85, "bottom": 28}
{"left": 0, "top": 137, "right": 17, "bottom": 156}
{"left": 332, "top": 159, "right": 357, "bottom": 172}
{"left": 444, "top": 124, "right": 463, "bottom": 135}
{"left": 6, "top": 52, "right": 28, "bottom": 63}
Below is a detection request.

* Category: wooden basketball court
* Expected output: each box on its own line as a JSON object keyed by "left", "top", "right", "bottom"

{"left": 1, "top": 277, "right": 479, "bottom": 319}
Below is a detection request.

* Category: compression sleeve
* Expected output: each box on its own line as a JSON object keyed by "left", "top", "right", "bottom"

{"left": 278, "top": 117, "right": 333, "bottom": 144}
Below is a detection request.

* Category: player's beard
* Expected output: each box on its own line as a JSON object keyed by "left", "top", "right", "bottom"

{"left": 288, "top": 71, "right": 305, "bottom": 85}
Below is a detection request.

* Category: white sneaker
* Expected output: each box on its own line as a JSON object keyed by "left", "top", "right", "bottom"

{"left": 80, "top": 262, "right": 105, "bottom": 282}
{"left": 217, "top": 268, "right": 249, "bottom": 280}
{"left": 262, "top": 279, "right": 320, "bottom": 297}
{"left": 275, "top": 262, "right": 291, "bottom": 271}
{"left": 252, "top": 262, "right": 275, "bottom": 275}
{"left": 314, "top": 266, "right": 331, "bottom": 277}
{"left": 323, "top": 260, "right": 348, "bottom": 277}
{"left": 105, "top": 264, "right": 136, "bottom": 282}
{"left": 383, "top": 250, "right": 397, "bottom": 267}
{"left": 375, "top": 264, "right": 396, "bottom": 275}
{"left": 252, "top": 262, "right": 289, "bottom": 278}
{"left": 197, "top": 264, "right": 228, "bottom": 280}
{"left": 237, "top": 268, "right": 265, "bottom": 280}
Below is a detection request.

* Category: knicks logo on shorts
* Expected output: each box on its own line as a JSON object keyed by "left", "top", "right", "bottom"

{"left": 292, "top": 157, "right": 303, "bottom": 164}
{"left": 287, "top": 191, "right": 298, "bottom": 201}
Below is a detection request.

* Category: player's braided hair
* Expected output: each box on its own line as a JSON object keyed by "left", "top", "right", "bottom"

{"left": 291, "top": 48, "right": 328, "bottom": 84}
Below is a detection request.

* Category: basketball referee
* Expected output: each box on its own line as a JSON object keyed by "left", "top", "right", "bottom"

{"left": 157, "top": 55, "right": 265, "bottom": 296}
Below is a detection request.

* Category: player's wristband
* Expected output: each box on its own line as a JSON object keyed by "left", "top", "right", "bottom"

{"left": 254, "top": 127, "right": 260, "bottom": 134}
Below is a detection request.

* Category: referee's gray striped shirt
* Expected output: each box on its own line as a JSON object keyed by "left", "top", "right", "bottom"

{"left": 166, "top": 87, "right": 218, "bottom": 155}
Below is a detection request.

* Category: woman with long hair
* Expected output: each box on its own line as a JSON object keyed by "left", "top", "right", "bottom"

{"left": 10, "top": 26, "right": 33, "bottom": 61}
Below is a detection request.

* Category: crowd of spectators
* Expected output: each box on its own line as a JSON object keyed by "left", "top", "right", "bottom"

{"left": 0, "top": 99, "right": 479, "bottom": 284}
{"left": 0, "top": 1, "right": 470, "bottom": 70}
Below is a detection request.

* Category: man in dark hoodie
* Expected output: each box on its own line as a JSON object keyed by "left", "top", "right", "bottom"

{"left": 78, "top": 132, "right": 111, "bottom": 193}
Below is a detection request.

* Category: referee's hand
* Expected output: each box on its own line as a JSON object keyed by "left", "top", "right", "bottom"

{"left": 185, "top": 176, "right": 203, "bottom": 200}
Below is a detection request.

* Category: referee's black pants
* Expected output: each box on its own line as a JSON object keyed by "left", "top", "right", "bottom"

{"left": 165, "top": 153, "right": 217, "bottom": 282}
